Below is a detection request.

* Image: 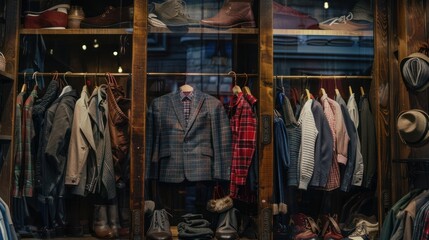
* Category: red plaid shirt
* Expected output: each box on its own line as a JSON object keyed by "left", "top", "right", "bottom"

{"left": 228, "top": 92, "right": 257, "bottom": 198}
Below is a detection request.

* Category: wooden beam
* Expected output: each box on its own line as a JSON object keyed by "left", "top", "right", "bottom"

{"left": 0, "top": 0, "right": 20, "bottom": 208}
{"left": 130, "top": 0, "right": 147, "bottom": 238}
{"left": 258, "top": 0, "right": 274, "bottom": 239}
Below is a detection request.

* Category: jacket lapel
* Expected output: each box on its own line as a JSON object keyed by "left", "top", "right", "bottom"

{"left": 80, "top": 86, "right": 96, "bottom": 151}
{"left": 185, "top": 90, "right": 205, "bottom": 133}
{"left": 170, "top": 92, "right": 187, "bottom": 130}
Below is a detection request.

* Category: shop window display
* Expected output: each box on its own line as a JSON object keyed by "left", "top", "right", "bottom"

{"left": 0, "top": 0, "right": 381, "bottom": 239}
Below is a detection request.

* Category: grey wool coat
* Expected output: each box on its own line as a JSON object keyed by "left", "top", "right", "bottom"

{"left": 146, "top": 89, "right": 232, "bottom": 183}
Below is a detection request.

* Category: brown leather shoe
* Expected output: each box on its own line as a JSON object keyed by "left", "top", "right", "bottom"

{"left": 81, "top": 6, "right": 133, "bottom": 28}
{"left": 273, "top": 2, "right": 319, "bottom": 29}
{"left": 200, "top": 0, "right": 256, "bottom": 28}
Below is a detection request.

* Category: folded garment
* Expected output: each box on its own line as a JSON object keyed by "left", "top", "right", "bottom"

{"left": 178, "top": 219, "right": 211, "bottom": 228}
{"left": 178, "top": 225, "right": 213, "bottom": 239}
{"left": 328, "top": 38, "right": 355, "bottom": 47}
{"left": 181, "top": 213, "right": 204, "bottom": 221}
{"left": 358, "top": 39, "right": 374, "bottom": 47}
{"left": 306, "top": 38, "right": 329, "bottom": 46}
{"left": 274, "top": 36, "right": 300, "bottom": 46}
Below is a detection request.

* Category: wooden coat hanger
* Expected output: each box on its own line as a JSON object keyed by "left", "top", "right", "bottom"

{"left": 21, "top": 72, "right": 27, "bottom": 93}
{"left": 360, "top": 86, "right": 365, "bottom": 96}
{"left": 180, "top": 83, "right": 193, "bottom": 92}
{"left": 32, "top": 71, "right": 39, "bottom": 91}
{"left": 320, "top": 75, "right": 326, "bottom": 96}
{"left": 242, "top": 73, "right": 252, "bottom": 95}
{"left": 334, "top": 76, "right": 341, "bottom": 96}
{"left": 229, "top": 71, "right": 242, "bottom": 95}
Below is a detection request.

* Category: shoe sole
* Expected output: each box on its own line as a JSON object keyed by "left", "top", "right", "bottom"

{"left": 200, "top": 21, "right": 256, "bottom": 28}
{"left": 80, "top": 21, "right": 133, "bottom": 28}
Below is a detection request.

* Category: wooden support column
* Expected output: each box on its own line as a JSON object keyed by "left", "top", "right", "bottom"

{"left": 0, "top": 0, "right": 20, "bottom": 207}
{"left": 130, "top": 0, "right": 147, "bottom": 239}
{"left": 258, "top": 0, "right": 274, "bottom": 239}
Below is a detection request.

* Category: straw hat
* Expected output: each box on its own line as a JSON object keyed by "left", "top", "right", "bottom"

{"left": 400, "top": 52, "right": 429, "bottom": 92}
{"left": 397, "top": 109, "right": 429, "bottom": 146}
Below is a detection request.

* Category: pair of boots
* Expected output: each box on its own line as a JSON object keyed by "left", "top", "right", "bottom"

{"left": 93, "top": 204, "right": 121, "bottom": 239}
{"left": 290, "top": 213, "right": 343, "bottom": 240}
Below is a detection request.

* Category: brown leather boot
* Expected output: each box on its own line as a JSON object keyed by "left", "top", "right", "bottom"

{"left": 107, "top": 204, "right": 120, "bottom": 238}
{"left": 200, "top": 0, "right": 256, "bottom": 28}
{"left": 92, "top": 205, "right": 114, "bottom": 239}
{"left": 290, "top": 213, "right": 319, "bottom": 240}
{"left": 319, "top": 214, "right": 343, "bottom": 240}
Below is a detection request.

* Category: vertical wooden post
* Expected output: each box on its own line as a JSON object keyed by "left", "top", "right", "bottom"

{"left": 258, "top": 0, "right": 274, "bottom": 239}
{"left": 0, "top": 0, "right": 20, "bottom": 207}
{"left": 130, "top": 0, "right": 147, "bottom": 239}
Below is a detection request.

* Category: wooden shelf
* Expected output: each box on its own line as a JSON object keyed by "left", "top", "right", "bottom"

{"left": 19, "top": 28, "right": 133, "bottom": 35}
{"left": 0, "top": 70, "right": 13, "bottom": 81}
{"left": 273, "top": 29, "right": 373, "bottom": 37}
{"left": 149, "top": 26, "right": 259, "bottom": 34}
{"left": 19, "top": 27, "right": 372, "bottom": 36}
{"left": 19, "top": 27, "right": 259, "bottom": 35}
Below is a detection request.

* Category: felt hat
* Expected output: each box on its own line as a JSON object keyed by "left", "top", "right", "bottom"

{"left": 397, "top": 109, "right": 429, "bottom": 146}
{"left": 400, "top": 52, "right": 429, "bottom": 92}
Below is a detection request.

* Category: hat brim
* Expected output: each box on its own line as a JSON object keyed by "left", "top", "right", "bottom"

{"left": 400, "top": 52, "right": 429, "bottom": 92}
{"left": 397, "top": 109, "right": 429, "bottom": 147}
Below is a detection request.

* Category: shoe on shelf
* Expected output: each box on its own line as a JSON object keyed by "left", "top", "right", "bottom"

{"left": 290, "top": 213, "right": 319, "bottom": 240}
{"left": 151, "top": 0, "right": 199, "bottom": 28}
{"left": 146, "top": 209, "right": 172, "bottom": 240}
{"left": 23, "top": 0, "right": 70, "bottom": 14}
{"left": 341, "top": 214, "right": 377, "bottom": 236}
{"left": 148, "top": 13, "right": 167, "bottom": 28}
{"left": 273, "top": 2, "right": 318, "bottom": 29}
{"left": 80, "top": 6, "right": 133, "bottom": 28}
{"left": 319, "top": 215, "right": 343, "bottom": 240}
{"left": 319, "top": 12, "right": 372, "bottom": 31}
{"left": 200, "top": 0, "right": 256, "bottom": 28}
{"left": 24, "top": 8, "right": 68, "bottom": 29}
{"left": 346, "top": 222, "right": 372, "bottom": 240}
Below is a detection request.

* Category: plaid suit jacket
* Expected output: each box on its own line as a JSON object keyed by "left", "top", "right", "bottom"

{"left": 146, "top": 89, "right": 232, "bottom": 183}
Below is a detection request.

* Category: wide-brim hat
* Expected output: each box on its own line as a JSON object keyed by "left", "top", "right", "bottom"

{"left": 397, "top": 109, "right": 429, "bottom": 147}
{"left": 400, "top": 52, "right": 429, "bottom": 92}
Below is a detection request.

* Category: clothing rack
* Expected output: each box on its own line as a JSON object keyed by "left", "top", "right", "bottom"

{"left": 147, "top": 72, "right": 258, "bottom": 77}
{"left": 17, "top": 72, "right": 258, "bottom": 77}
{"left": 274, "top": 75, "right": 372, "bottom": 80}
{"left": 17, "top": 72, "right": 131, "bottom": 77}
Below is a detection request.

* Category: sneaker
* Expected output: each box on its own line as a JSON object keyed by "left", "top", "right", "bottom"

{"left": 80, "top": 6, "right": 133, "bottom": 28}
{"left": 319, "top": 12, "right": 372, "bottom": 31}
{"left": 152, "top": 0, "right": 198, "bottom": 27}
{"left": 346, "top": 222, "right": 370, "bottom": 240}
{"left": 23, "top": 0, "right": 70, "bottom": 14}
{"left": 24, "top": 8, "right": 68, "bottom": 29}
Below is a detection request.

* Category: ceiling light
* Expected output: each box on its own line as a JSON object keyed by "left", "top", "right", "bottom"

{"left": 118, "top": 66, "right": 123, "bottom": 73}
{"left": 82, "top": 44, "right": 87, "bottom": 50}
{"left": 113, "top": 51, "right": 118, "bottom": 56}
{"left": 93, "top": 39, "right": 99, "bottom": 48}
{"left": 324, "top": 1, "right": 329, "bottom": 9}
